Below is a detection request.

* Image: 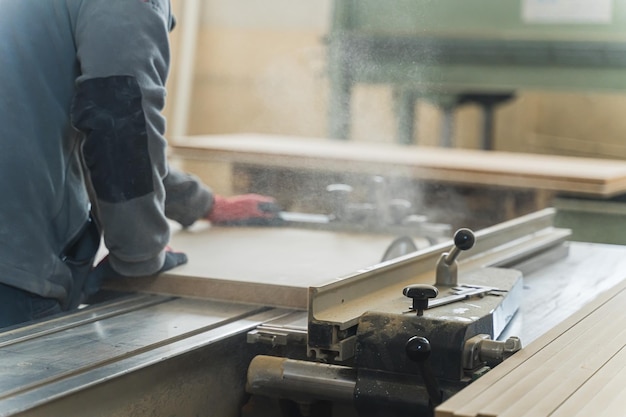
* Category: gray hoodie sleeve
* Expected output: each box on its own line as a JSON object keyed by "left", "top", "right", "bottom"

{"left": 70, "top": 0, "right": 175, "bottom": 276}
{"left": 164, "top": 168, "right": 214, "bottom": 228}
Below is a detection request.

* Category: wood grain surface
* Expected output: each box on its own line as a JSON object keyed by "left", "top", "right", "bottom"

{"left": 105, "top": 222, "right": 399, "bottom": 309}
{"left": 171, "top": 134, "right": 626, "bottom": 196}
{"left": 436, "top": 278, "right": 626, "bottom": 417}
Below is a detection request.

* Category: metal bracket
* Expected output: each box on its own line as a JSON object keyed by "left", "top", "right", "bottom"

{"left": 427, "top": 284, "right": 506, "bottom": 309}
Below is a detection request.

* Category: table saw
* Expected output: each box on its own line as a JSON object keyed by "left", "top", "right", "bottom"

{"left": 1, "top": 207, "right": 625, "bottom": 417}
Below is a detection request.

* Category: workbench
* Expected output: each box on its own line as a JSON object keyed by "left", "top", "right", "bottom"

{"left": 170, "top": 133, "right": 626, "bottom": 232}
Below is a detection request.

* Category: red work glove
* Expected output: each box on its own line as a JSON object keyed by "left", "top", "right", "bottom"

{"left": 206, "top": 194, "right": 282, "bottom": 226}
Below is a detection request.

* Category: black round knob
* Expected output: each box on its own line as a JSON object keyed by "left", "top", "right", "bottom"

{"left": 403, "top": 284, "right": 438, "bottom": 316}
{"left": 405, "top": 336, "right": 431, "bottom": 363}
{"left": 403, "top": 284, "right": 438, "bottom": 300}
{"left": 406, "top": 336, "right": 444, "bottom": 407}
{"left": 454, "top": 228, "right": 475, "bottom": 251}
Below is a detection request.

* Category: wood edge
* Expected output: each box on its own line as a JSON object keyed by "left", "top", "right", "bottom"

{"left": 171, "top": 140, "right": 626, "bottom": 196}
{"left": 104, "top": 274, "right": 308, "bottom": 310}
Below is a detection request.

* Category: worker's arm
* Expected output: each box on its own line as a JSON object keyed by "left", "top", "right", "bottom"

{"left": 164, "top": 167, "right": 282, "bottom": 227}
{"left": 69, "top": 0, "right": 280, "bottom": 288}
{"left": 163, "top": 168, "right": 212, "bottom": 227}
{"left": 70, "top": 0, "right": 176, "bottom": 277}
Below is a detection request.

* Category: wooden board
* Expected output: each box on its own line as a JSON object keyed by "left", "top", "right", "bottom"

{"left": 435, "top": 278, "right": 626, "bottom": 417}
{"left": 105, "top": 222, "right": 398, "bottom": 309}
{"left": 170, "top": 134, "right": 626, "bottom": 197}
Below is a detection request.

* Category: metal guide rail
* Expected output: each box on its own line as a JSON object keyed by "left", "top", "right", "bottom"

{"left": 306, "top": 208, "right": 570, "bottom": 362}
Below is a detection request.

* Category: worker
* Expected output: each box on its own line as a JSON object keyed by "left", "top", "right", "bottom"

{"left": 0, "top": 0, "right": 280, "bottom": 329}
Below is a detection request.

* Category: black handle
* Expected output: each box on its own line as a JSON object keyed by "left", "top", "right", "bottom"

{"left": 403, "top": 284, "right": 438, "bottom": 316}
{"left": 406, "top": 336, "right": 443, "bottom": 408}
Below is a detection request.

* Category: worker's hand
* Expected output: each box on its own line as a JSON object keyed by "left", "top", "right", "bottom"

{"left": 83, "top": 248, "right": 187, "bottom": 296}
{"left": 206, "top": 194, "right": 282, "bottom": 226}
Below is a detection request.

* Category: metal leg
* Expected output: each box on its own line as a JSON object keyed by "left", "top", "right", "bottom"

{"left": 481, "top": 103, "right": 495, "bottom": 150}
{"left": 393, "top": 88, "right": 417, "bottom": 145}
{"left": 441, "top": 105, "right": 455, "bottom": 148}
{"left": 328, "top": 44, "right": 352, "bottom": 140}
{"left": 457, "top": 92, "right": 515, "bottom": 150}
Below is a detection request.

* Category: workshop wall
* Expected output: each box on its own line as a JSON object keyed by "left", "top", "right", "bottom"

{"left": 165, "top": 0, "right": 626, "bottom": 160}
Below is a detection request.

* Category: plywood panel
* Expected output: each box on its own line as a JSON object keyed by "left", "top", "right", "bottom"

{"left": 105, "top": 222, "right": 398, "bottom": 309}
{"left": 171, "top": 134, "right": 626, "bottom": 196}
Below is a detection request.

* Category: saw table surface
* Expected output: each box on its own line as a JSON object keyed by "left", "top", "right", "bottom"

{"left": 0, "top": 296, "right": 294, "bottom": 417}
{"left": 171, "top": 134, "right": 626, "bottom": 197}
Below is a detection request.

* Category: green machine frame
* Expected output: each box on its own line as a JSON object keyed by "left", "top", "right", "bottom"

{"left": 327, "top": 0, "right": 626, "bottom": 146}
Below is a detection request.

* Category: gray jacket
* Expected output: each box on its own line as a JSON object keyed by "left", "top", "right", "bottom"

{"left": 0, "top": 0, "right": 211, "bottom": 308}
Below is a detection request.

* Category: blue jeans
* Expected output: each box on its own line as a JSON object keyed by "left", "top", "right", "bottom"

{"left": 0, "top": 283, "right": 62, "bottom": 330}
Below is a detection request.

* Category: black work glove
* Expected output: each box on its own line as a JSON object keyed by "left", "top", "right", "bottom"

{"left": 84, "top": 249, "right": 188, "bottom": 296}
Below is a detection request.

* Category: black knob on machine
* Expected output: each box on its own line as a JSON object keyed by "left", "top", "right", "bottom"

{"left": 405, "top": 335, "right": 432, "bottom": 362}
{"left": 436, "top": 228, "right": 476, "bottom": 287}
{"left": 454, "top": 228, "right": 475, "bottom": 251}
{"left": 405, "top": 336, "right": 443, "bottom": 407}
{"left": 403, "top": 284, "right": 438, "bottom": 316}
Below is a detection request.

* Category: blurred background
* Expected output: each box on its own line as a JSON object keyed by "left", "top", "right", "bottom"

{"left": 165, "top": 0, "right": 626, "bottom": 157}
{"left": 162, "top": 0, "right": 626, "bottom": 240}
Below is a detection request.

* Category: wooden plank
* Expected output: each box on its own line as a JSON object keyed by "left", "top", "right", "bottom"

{"left": 170, "top": 134, "right": 626, "bottom": 197}
{"left": 105, "top": 222, "right": 399, "bottom": 309}
{"left": 496, "top": 319, "right": 626, "bottom": 417}
{"left": 599, "top": 372, "right": 626, "bottom": 417}
{"left": 551, "top": 346, "right": 626, "bottom": 417}
{"left": 452, "top": 291, "right": 624, "bottom": 417}
{"left": 436, "top": 278, "right": 626, "bottom": 417}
